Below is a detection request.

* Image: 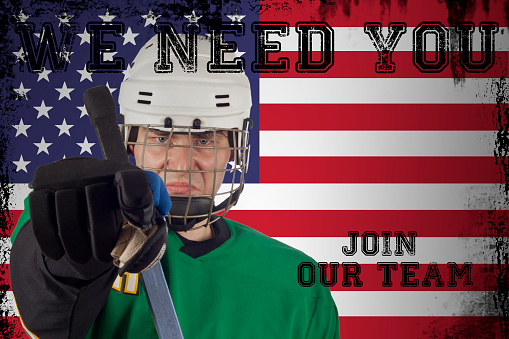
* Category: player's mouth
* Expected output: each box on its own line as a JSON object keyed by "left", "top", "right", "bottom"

{"left": 166, "top": 182, "right": 199, "bottom": 195}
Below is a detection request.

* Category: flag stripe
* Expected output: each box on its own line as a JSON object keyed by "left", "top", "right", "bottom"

{"left": 8, "top": 210, "right": 509, "bottom": 238}
{"left": 332, "top": 291, "right": 501, "bottom": 316}
{"left": 259, "top": 0, "right": 508, "bottom": 28}
{"left": 274, "top": 237, "right": 506, "bottom": 264}
{"left": 252, "top": 27, "right": 509, "bottom": 52}
{"left": 0, "top": 290, "right": 503, "bottom": 317}
{"left": 259, "top": 131, "right": 497, "bottom": 157}
{"left": 3, "top": 236, "right": 504, "bottom": 265}
{"left": 1, "top": 317, "right": 29, "bottom": 339}
{"left": 1, "top": 264, "right": 11, "bottom": 290}
{"left": 228, "top": 210, "right": 509, "bottom": 237}
{"left": 259, "top": 157, "right": 503, "bottom": 183}
{"left": 257, "top": 51, "right": 509, "bottom": 78}
{"left": 10, "top": 183, "right": 508, "bottom": 211}
{"left": 259, "top": 104, "right": 500, "bottom": 131}
{"left": 4, "top": 316, "right": 507, "bottom": 339}
{"left": 260, "top": 78, "right": 503, "bottom": 104}
{"left": 338, "top": 316, "right": 506, "bottom": 338}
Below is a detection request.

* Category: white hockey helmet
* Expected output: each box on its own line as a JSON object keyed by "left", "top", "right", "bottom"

{"left": 119, "top": 34, "right": 253, "bottom": 231}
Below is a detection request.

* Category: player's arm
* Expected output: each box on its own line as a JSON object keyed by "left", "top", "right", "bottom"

{"left": 304, "top": 294, "right": 340, "bottom": 339}
{"left": 10, "top": 157, "right": 170, "bottom": 338}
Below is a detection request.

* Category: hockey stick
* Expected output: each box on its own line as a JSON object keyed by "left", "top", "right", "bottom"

{"left": 84, "top": 85, "right": 184, "bottom": 339}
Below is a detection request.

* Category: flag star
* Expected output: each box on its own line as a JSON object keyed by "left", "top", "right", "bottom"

{"left": 227, "top": 9, "right": 245, "bottom": 23}
{"left": 103, "top": 51, "right": 118, "bottom": 62}
{"left": 55, "top": 118, "right": 74, "bottom": 136}
{"left": 77, "top": 137, "right": 95, "bottom": 155}
{"left": 234, "top": 48, "right": 246, "bottom": 58}
{"left": 122, "top": 64, "right": 131, "bottom": 81}
{"left": 55, "top": 82, "right": 74, "bottom": 100}
{"left": 99, "top": 9, "right": 116, "bottom": 22}
{"left": 184, "top": 10, "right": 201, "bottom": 25}
{"left": 105, "top": 82, "right": 117, "bottom": 93}
{"left": 13, "top": 155, "right": 30, "bottom": 173}
{"left": 14, "top": 82, "right": 31, "bottom": 100}
{"left": 141, "top": 9, "right": 160, "bottom": 27}
{"left": 33, "top": 101, "right": 53, "bottom": 120}
{"left": 34, "top": 32, "right": 40, "bottom": 39}
{"left": 13, "top": 47, "right": 26, "bottom": 63}
{"left": 13, "top": 9, "right": 30, "bottom": 23}
{"left": 13, "top": 118, "right": 31, "bottom": 137}
{"left": 34, "top": 136, "right": 52, "bottom": 155}
{"left": 59, "top": 45, "right": 73, "bottom": 63}
{"left": 77, "top": 105, "right": 88, "bottom": 118}
{"left": 77, "top": 28, "right": 90, "bottom": 45}
{"left": 77, "top": 64, "right": 93, "bottom": 82}
{"left": 123, "top": 27, "right": 139, "bottom": 45}
{"left": 37, "top": 67, "right": 52, "bottom": 82}
{"left": 34, "top": 100, "right": 53, "bottom": 119}
{"left": 56, "top": 12, "right": 73, "bottom": 27}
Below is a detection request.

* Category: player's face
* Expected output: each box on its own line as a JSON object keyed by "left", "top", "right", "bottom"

{"left": 132, "top": 127, "right": 231, "bottom": 197}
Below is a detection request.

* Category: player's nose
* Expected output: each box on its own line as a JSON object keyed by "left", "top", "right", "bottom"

{"left": 166, "top": 145, "right": 194, "bottom": 171}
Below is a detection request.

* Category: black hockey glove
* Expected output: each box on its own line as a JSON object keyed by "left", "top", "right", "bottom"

{"left": 29, "top": 157, "right": 170, "bottom": 279}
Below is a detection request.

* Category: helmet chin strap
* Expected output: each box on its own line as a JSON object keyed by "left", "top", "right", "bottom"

{"left": 166, "top": 188, "right": 243, "bottom": 232}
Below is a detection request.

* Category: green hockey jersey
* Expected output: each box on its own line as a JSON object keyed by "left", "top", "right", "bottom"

{"left": 86, "top": 219, "right": 339, "bottom": 338}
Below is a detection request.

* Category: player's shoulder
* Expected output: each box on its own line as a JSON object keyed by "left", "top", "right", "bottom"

{"left": 223, "top": 218, "right": 317, "bottom": 265}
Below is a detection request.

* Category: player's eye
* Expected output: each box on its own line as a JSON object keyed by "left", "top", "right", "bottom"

{"left": 196, "top": 139, "right": 210, "bottom": 146}
{"left": 155, "top": 137, "right": 168, "bottom": 143}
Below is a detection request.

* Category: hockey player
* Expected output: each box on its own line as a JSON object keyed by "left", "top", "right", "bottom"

{"left": 10, "top": 35, "right": 340, "bottom": 338}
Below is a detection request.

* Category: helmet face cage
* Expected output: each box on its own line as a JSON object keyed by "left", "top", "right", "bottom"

{"left": 123, "top": 122, "right": 250, "bottom": 228}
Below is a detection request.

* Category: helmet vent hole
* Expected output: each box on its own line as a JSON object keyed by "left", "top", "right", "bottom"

{"left": 215, "top": 94, "right": 229, "bottom": 99}
{"left": 145, "top": 43, "right": 153, "bottom": 49}
{"left": 216, "top": 102, "right": 230, "bottom": 107}
{"left": 139, "top": 91, "right": 153, "bottom": 96}
{"left": 137, "top": 100, "right": 151, "bottom": 105}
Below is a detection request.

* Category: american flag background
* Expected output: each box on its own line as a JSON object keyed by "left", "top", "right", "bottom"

{"left": 1, "top": 0, "right": 508, "bottom": 338}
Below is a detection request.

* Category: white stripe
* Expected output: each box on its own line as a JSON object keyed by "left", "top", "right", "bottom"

{"left": 260, "top": 131, "right": 496, "bottom": 156}
{"left": 274, "top": 27, "right": 509, "bottom": 52}
{"left": 274, "top": 236, "right": 505, "bottom": 264}
{"left": 10, "top": 183, "right": 507, "bottom": 211}
{"left": 0, "top": 237, "right": 11, "bottom": 265}
{"left": 2, "top": 235, "right": 504, "bottom": 265}
{"left": 234, "top": 183, "right": 507, "bottom": 210}
{"left": 3, "top": 290, "right": 500, "bottom": 317}
{"left": 10, "top": 184, "right": 31, "bottom": 212}
{"left": 332, "top": 291, "right": 500, "bottom": 316}
{"left": 2, "top": 291, "right": 18, "bottom": 316}
{"left": 260, "top": 78, "right": 501, "bottom": 104}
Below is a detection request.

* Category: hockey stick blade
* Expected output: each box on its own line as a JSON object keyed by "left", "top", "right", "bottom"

{"left": 83, "top": 85, "right": 184, "bottom": 339}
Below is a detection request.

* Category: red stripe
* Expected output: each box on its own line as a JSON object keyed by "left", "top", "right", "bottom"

{"left": 3, "top": 211, "right": 23, "bottom": 238}
{"left": 9, "top": 210, "right": 507, "bottom": 238}
{"left": 258, "top": 52, "right": 509, "bottom": 78}
{"left": 0, "top": 264, "right": 11, "bottom": 291}
{"left": 4, "top": 316, "right": 507, "bottom": 339}
{"left": 326, "top": 264, "right": 502, "bottom": 291}
{"left": 339, "top": 316, "right": 507, "bottom": 339}
{"left": 259, "top": 104, "right": 500, "bottom": 131}
{"left": 1, "top": 317, "right": 29, "bottom": 339}
{"left": 8, "top": 209, "right": 509, "bottom": 237}
{"left": 259, "top": 157, "right": 504, "bottom": 184}
{"left": 226, "top": 210, "right": 509, "bottom": 237}
{"left": 259, "top": 0, "right": 508, "bottom": 27}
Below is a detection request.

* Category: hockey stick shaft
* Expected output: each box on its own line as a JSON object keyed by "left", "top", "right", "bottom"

{"left": 84, "top": 85, "right": 184, "bottom": 339}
